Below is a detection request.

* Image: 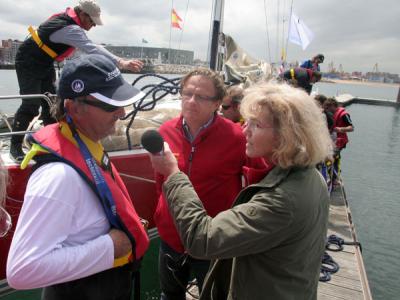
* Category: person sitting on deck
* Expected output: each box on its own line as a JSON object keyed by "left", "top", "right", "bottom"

{"left": 282, "top": 67, "right": 322, "bottom": 94}
{"left": 149, "top": 81, "right": 332, "bottom": 300}
{"left": 323, "top": 97, "right": 354, "bottom": 185}
{"left": 301, "top": 54, "right": 325, "bottom": 72}
{"left": 10, "top": 0, "right": 144, "bottom": 163}
{"left": 220, "top": 85, "right": 245, "bottom": 125}
{"left": 7, "top": 54, "right": 149, "bottom": 300}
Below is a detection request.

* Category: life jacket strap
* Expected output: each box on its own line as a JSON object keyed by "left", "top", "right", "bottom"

{"left": 28, "top": 25, "right": 58, "bottom": 59}
{"left": 290, "top": 68, "right": 295, "bottom": 80}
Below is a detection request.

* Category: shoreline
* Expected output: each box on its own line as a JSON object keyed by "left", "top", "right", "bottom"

{"left": 322, "top": 78, "right": 400, "bottom": 88}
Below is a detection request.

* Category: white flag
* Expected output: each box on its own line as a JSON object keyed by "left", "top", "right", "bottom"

{"left": 288, "top": 12, "right": 314, "bottom": 50}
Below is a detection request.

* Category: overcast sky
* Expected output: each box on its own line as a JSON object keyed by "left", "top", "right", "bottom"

{"left": 0, "top": 0, "right": 398, "bottom": 74}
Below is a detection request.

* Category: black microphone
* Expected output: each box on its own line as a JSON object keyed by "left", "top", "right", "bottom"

{"left": 141, "top": 129, "right": 164, "bottom": 154}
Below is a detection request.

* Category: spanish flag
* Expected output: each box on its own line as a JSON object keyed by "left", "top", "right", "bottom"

{"left": 171, "top": 9, "right": 182, "bottom": 29}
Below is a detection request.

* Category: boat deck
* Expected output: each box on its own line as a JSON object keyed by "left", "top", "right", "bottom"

{"left": 317, "top": 184, "right": 372, "bottom": 300}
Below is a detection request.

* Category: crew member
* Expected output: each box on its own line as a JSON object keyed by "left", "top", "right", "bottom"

{"left": 301, "top": 54, "right": 324, "bottom": 71}
{"left": 10, "top": 0, "right": 143, "bottom": 162}
{"left": 220, "top": 85, "right": 244, "bottom": 125}
{"left": 7, "top": 54, "right": 149, "bottom": 300}
{"left": 323, "top": 97, "right": 354, "bottom": 184}
{"left": 282, "top": 67, "right": 322, "bottom": 94}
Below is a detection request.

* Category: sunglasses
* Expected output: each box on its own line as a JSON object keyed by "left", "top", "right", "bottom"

{"left": 221, "top": 104, "right": 232, "bottom": 110}
{"left": 79, "top": 98, "right": 121, "bottom": 112}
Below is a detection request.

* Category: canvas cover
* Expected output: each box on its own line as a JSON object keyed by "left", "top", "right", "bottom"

{"left": 223, "top": 34, "right": 272, "bottom": 86}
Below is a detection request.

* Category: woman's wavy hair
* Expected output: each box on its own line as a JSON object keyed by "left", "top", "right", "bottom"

{"left": 180, "top": 68, "right": 226, "bottom": 101}
{"left": 241, "top": 81, "right": 333, "bottom": 168}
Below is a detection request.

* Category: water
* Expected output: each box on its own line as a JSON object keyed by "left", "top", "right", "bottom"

{"left": 341, "top": 104, "right": 400, "bottom": 300}
{"left": 1, "top": 70, "right": 400, "bottom": 299}
{"left": 0, "top": 70, "right": 180, "bottom": 114}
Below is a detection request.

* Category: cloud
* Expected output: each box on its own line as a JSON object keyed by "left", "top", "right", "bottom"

{"left": 0, "top": 0, "right": 398, "bottom": 73}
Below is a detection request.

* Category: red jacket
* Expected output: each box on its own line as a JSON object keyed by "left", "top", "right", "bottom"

{"left": 333, "top": 107, "right": 349, "bottom": 149}
{"left": 154, "top": 115, "right": 265, "bottom": 252}
{"left": 31, "top": 124, "right": 149, "bottom": 260}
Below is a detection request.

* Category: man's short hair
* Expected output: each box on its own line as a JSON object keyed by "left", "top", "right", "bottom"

{"left": 180, "top": 68, "right": 226, "bottom": 101}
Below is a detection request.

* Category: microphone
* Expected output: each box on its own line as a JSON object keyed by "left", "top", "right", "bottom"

{"left": 141, "top": 129, "right": 164, "bottom": 154}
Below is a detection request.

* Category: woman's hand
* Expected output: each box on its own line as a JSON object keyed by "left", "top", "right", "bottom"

{"left": 149, "top": 142, "right": 180, "bottom": 178}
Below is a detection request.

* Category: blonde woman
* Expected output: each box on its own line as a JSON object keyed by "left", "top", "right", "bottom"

{"left": 149, "top": 82, "right": 333, "bottom": 300}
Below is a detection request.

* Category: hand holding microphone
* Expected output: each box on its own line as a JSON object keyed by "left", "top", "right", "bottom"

{"left": 141, "top": 130, "right": 180, "bottom": 177}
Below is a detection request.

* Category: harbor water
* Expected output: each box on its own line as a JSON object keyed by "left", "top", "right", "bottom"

{"left": 1, "top": 69, "right": 400, "bottom": 299}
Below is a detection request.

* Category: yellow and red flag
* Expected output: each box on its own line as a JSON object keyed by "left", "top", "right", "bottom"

{"left": 171, "top": 9, "right": 182, "bottom": 29}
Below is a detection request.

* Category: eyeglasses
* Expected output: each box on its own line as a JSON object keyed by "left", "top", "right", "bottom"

{"left": 244, "top": 119, "right": 274, "bottom": 131}
{"left": 181, "top": 91, "right": 217, "bottom": 102}
{"left": 221, "top": 104, "right": 232, "bottom": 110}
{"left": 78, "top": 98, "right": 121, "bottom": 112}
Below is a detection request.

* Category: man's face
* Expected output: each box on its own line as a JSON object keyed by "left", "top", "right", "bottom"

{"left": 220, "top": 96, "right": 241, "bottom": 123}
{"left": 181, "top": 75, "right": 221, "bottom": 129}
{"left": 80, "top": 12, "right": 96, "bottom": 31}
{"left": 67, "top": 96, "right": 125, "bottom": 141}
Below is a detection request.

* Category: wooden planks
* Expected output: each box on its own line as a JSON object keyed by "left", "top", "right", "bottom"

{"left": 317, "top": 184, "right": 372, "bottom": 300}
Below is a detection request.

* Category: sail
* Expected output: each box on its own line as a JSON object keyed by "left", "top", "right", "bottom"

{"left": 223, "top": 34, "right": 272, "bottom": 86}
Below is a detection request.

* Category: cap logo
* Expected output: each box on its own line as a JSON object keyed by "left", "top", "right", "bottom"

{"left": 105, "top": 68, "right": 121, "bottom": 82}
{"left": 71, "top": 79, "right": 85, "bottom": 93}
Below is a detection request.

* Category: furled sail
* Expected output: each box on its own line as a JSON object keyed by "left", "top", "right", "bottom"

{"left": 223, "top": 34, "right": 272, "bottom": 86}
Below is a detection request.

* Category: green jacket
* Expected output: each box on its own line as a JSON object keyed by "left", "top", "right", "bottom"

{"left": 163, "top": 166, "right": 329, "bottom": 300}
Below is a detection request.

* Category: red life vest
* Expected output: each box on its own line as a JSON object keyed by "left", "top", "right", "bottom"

{"left": 47, "top": 8, "right": 83, "bottom": 61}
{"left": 333, "top": 107, "right": 349, "bottom": 149}
{"left": 30, "top": 124, "right": 149, "bottom": 260}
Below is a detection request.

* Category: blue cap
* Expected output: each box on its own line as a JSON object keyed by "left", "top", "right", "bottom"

{"left": 57, "top": 54, "right": 144, "bottom": 107}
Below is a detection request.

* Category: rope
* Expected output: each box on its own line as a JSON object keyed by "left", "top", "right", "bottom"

{"left": 319, "top": 234, "right": 362, "bottom": 282}
{"left": 326, "top": 234, "right": 362, "bottom": 252}
{"left": 122, "top": 74, "right": 181, "bottom": 150}
{"left": 319, "top": 251, "right": 339, "bottom": 282}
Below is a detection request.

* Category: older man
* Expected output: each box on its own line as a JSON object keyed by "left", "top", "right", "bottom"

{"left": 7, "top": 54, "right": 149, "bottom": 300}
{"left": 10, "top": 0, "right": 143, "bottom": 162}
{"left": 154, "top": 68, "right": 266, "bottom": 299}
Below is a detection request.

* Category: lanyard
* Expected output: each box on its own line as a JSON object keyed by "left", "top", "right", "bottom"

{"left": 66, "top": 115, "right": 120, "bottom": 229}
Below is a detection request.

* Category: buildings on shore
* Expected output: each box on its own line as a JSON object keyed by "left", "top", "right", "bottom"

{"left": 0, "top": 39, "right": 199, "bottom": 73}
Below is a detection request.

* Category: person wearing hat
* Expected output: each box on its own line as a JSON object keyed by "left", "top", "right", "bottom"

{"left": 10, "top": 0, "right": 144, "bottom": 163}
{"left": 301, "top": 54, "right": 325, "bottom": 72}
{"left": 7, "top": 54, "right": 150, "bottom": 300}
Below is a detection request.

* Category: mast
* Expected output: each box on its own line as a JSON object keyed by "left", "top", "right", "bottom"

{"left": 208, "top": 0, "right": 225, "bottom": 70}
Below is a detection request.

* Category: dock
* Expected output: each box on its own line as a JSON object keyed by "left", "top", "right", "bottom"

{"left": 317, "top": 183, "right": 372, "bottom": 300}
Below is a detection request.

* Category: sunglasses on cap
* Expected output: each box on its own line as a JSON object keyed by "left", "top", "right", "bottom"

{"left": 78, "top": 97, "right": 122, "bottom": 112}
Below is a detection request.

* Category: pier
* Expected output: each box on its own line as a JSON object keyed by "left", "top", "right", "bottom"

{"left": 317, "top": 184, "right": 372, "bottom": 300}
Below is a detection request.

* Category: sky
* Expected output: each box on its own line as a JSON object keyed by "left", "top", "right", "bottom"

{"left": 0, "top": 0, "right": 399, "bottom": 74}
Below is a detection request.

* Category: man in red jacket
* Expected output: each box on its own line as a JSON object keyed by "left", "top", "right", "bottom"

{"left": 323, "top": 97, "right": 354, "bottom": 184}
{"left": 154, "top": 68, "right": 265, "bottom": 300}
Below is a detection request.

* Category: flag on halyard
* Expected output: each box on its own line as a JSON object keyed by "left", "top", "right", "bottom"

{"left": 171, "top": 9, "right": 182, "bottom": 29}
{"left": 142, "top": 38, "right": 148, "bottom": 43}
{"left": 288, "top": 12, "right": 314, "bottom": 50}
